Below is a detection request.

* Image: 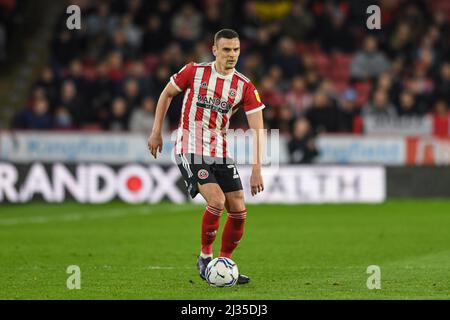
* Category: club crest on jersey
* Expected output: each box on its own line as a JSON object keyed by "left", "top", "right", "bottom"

{"left": 198, "top": 169, "right": 209, "bottom": 180}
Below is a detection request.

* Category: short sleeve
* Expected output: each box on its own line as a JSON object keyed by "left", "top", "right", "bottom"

{"left": 170, "top": 62, "right": 194, "bottom": 92}
{"left": 243, "top": 82, "right": 266, "bottom": 115}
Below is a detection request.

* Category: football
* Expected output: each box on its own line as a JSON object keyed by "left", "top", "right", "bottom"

{"left": 205, "top": 257, "right": 239, "bottom": 287}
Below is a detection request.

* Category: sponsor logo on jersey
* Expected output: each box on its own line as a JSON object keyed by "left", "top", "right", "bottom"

{"left": 254, "top": 89, "right": 261, "bottom": 103}
{"left": 201, "top": 82, "right": 208, "bottom": 89}
{"left": 229, "top": 89, "right": 236, "bottom": 97}
{"left": 198, "top": 169, "right": 209, "bottom": 180}
{"left": 196, "top": 95, "right": 233, "bottom": 113}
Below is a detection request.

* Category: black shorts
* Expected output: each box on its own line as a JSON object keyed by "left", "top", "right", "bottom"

{"left": 175, "top": 153, "right": 243, "bottom": 198}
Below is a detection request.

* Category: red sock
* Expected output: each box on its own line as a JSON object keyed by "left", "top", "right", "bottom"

{"left": 201, "top": 205, "right": 223, "bottom": 255}
{"left": 219, "top": 209, "right": 247, "bottom": 258}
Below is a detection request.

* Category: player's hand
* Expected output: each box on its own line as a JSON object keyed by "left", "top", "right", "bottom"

{"left": 250, "top": 167, "right": 264, "bottom": 196}
{"left": 148, "top": 132, "right": 163, "bottom": 159}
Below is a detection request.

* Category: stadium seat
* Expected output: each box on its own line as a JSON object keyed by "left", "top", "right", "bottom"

{"left": 80, "top": 124, "right": 102, "bottom": 131}
{"left": 333, "top": 80, "right": 349, "bottom": 93}
{"left": 353, "top": 115, "right": 363, "bottom": 134}
{"left": 333, "top": 53, "right": 352, "bottom": 66}
{"left": 82, "top": 66, "right": 97, "bottom": 81}
{"left": 296, "top": 41, "right": 321, "bottom": 55}
{"left": 314, "top": 53, "right": 331, "bottom": 75}
{"left": 354, "top": 81, "right": 372, "bottom": 107}
{"left": 427, "top": 0, "right": 450, "bottom": 18}
{"left": 328, "top": 53, "right": 352, "bottom": 82}
{"left": 144, "top": 55, "right": 161, "bottom": 74}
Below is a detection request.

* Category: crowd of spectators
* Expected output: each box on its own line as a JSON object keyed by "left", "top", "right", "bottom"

{"left": 10, "top": 0, "right": 450, "bottom": 163}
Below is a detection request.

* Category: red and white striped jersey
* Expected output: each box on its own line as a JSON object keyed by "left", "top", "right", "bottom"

{"left": 170, "top": 61, "right": 265, "bottom": 158}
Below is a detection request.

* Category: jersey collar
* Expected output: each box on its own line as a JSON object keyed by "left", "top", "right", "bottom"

{"left": 212, "top": 61, "right": 235, "bottom": 80}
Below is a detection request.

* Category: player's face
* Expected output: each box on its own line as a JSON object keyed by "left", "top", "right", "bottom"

{"left": 213, "top": 38, "right": 240, "bottom": 70}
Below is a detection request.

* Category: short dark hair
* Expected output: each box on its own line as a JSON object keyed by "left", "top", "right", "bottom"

{"left": 214, "top": 29, "right": 239, "bottom": 46}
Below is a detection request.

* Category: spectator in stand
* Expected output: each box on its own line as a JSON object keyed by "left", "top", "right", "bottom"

{"left": 304, "top": 69, "right": 322, "bottom": 92}
{"left": 0, "top": 23, "right": 6, "bottom": 62}
{"left": 362, "top": 89, "right": 397, "bottom": 119}
{"left": 300, "top": 53, "right": 316, "bottom": 74}
{"left": 53, "top": 106, "right": 74, "bottom": 130}
{"left": 203, "top": 4, "right": 223, "bottom": 39}
{"left": 19, "top": 97, "right": 53, "bottom": 130}
{"left": 376, "top": 71, "right": 400, "bottom": 103}
{"left": 154, "top": 64, "right": 182, "bottom": 127}
{"left": 386, "top": 22, "right": 414, "bottom": 59}
{"left": 64, "top": 59, "right": 87, "bottom": 98}
{"left": 273, "top": 37, "right": 303, "bottom": 80}
{"left": 397, "top": 91, "right": 422, "bottom": 117}
{"left": 278, "top": 104, "right": 295, "bottom": 135}
{"left": 240, "top": 0, "right": 265, "bottom": 41}
{"left": 122, "top": 78, "right": 142, "bottom": 111}
{"left": 285, "top": 76, "right": 313, "bottom": 118}
{"left": 432, "top": 99, "right": 449, "bottom": 137}
{"left": 240, "top": 52, "right": 265, "bottom": 82}
{"left": 51, "top": 30, "right": 83, "bottom": 67}
{"left": 141, "top": 15, "right": 168, "bottom": 54}
{"left": 288, "top": 118, "right": 319, "bottom": 164}
{"left": 120, "top": 13, "right": 142, "bottom": 50}
{"left": 155, "top": 0, "right": 175, "bottom": 37}
{"left": 414, "top": 37, "right": 436, "bottom": 74}
{"left": 337, "top": 89, "right": 358, "bottom": 133}
{"left": 350, "top": 35, "right": 390, "bottom": 81}
{"left": 259, "top": 76, "right": 284, "bottom": 109}
{"left": 106, "top": 51, "right": 125, "bottom": 83}
{"left": 317, "top": 79, "right": 339, "bottom": 103}
{"left": 34, "top": 67, "right": 59, "bottom": 110}
{"left": 399, "top": 2, "right": 429, "bottom": 41}
{"left": 280, "top": 1, "right": 314, "bottom": 41}
{"left": 267, "top": 65, "right": 284, "bottom": 86}
{"left": 90, "top": 61, "right": 114, "bottom": 123}
{"left": 127, "top": 60, "right": 153, "bottom": 97}
{"left": 432, "top": 10, "right": 449, "bottom": 35}
{"left": 28, "top": 87, "right": 47, "bottom": 108}
{"left": 249, "top": 26, "right": 273, "bottom": 62}
{"left": 435, "top": 62, "right": 450, "bottom": 102}
{"left": 59, "top": 80, "right": 86, "bottom": 128}
{"left": 106, "top": 51, "right": 125, "bottom": 85}
{"left": 171, "top": 3, "right": 202, "bottom": 50}
{"left": 305, "top": 90, "right": 339, "bottom": 134}
{"left": 124, "top": 0, "right": 148, "bottom": 27}
{"left": 103, "top": 97, "right": 129, "bottom": 131}
{"left": 191, "top": 40, "right": 214, "bottom": 65}
{"left": 160, "top": 42, "right": 184, "bottom": 72}
{"left": 85, "top": 2, "right": 119, "bottom": 38}
{"left": 319, "top": 8, "right": 354, "bottom": 53}
{"left": 104, "top": 29, "right": 136, "bottom": 61}
{"left": 403, "top": 65, "right": 434, "bottom": 112}
{"left": 129, "top": 97, "right": 167, "bottom": 134}
{"left": 390, "top": 56, "right": 406, "bottom": 82}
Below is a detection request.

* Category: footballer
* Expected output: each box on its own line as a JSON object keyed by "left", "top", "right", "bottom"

{"left": 148, "top": 29, "right": 265, "bottom": 285}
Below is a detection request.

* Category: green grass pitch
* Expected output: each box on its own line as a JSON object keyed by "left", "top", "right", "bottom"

{"left": 0, "top": 200, "right": 449, "bottom": 299}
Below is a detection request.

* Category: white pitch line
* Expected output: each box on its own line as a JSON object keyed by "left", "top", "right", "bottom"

{"left": 145, "top": 266, "right": 192, "bottom": 270}
{"left": 0, "top": 205, "right": 195, "bottom": 226}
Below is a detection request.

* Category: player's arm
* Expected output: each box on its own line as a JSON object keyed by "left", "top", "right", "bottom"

{"left": 246, "top": 110, "right": 265, "bottom": 196}
{"left": 148, "top": 82, "right": 180, "bottom": 159}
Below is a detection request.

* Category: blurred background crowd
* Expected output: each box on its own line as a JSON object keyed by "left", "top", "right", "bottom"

{"left": 5, "top": 0, "right": 450, "bottom": 163}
